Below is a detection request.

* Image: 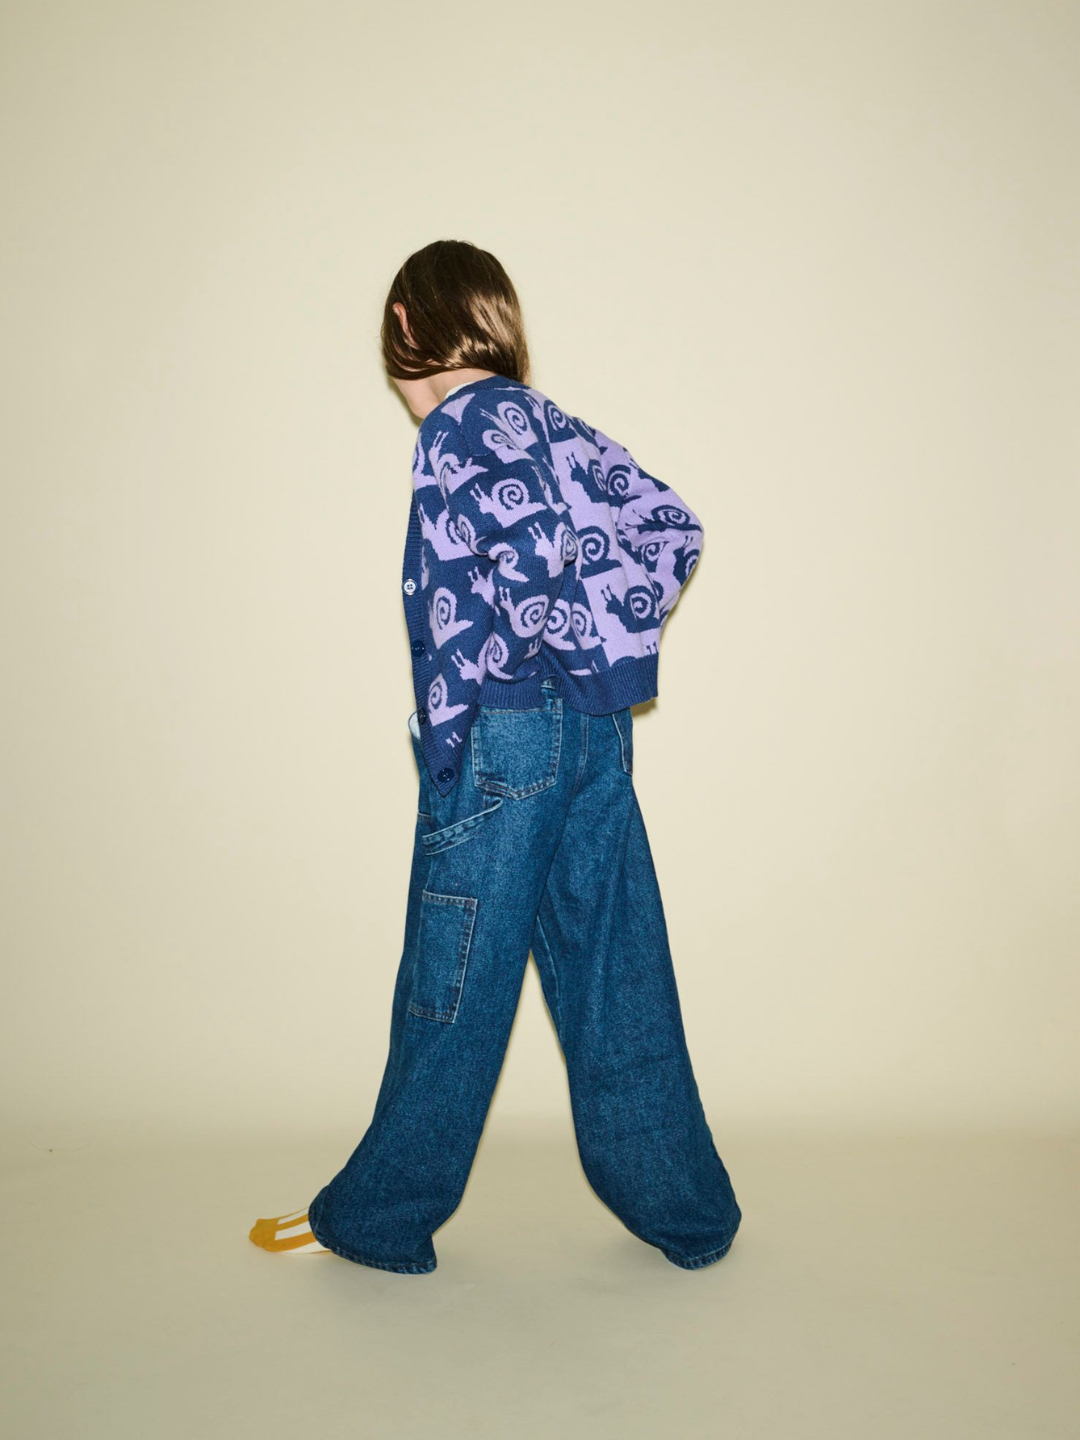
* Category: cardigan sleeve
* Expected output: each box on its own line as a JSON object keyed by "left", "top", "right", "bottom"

{"left": 592, "top": 428, "right": 704, "bottom": 627}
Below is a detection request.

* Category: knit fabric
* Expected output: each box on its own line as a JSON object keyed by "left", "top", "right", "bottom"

{"left": 402, "top": 374, "right": 703, "bottom": 795}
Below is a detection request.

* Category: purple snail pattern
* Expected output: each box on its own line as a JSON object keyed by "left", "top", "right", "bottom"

{"left": 402, "top": 375, "right": 703, "bottom": 795}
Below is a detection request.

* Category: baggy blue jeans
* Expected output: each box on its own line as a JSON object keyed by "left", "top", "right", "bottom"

{"left": 307, "top": 678, "right": 742, "bottom": 1273}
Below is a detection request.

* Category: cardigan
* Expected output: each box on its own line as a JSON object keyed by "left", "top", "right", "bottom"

{"left": 402, "top": 373, "right": 703, "bottom": 795}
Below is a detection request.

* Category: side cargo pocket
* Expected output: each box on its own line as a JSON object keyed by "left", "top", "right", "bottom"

{"left": 407, "top": 889, "right": 478, "bottom": 1024}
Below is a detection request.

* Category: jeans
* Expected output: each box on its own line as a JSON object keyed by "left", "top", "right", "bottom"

{"left": 307, "top": 678, "right": 742, "bottom": 1273}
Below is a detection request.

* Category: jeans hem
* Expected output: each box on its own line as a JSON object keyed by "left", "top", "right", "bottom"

{"left": 662, "top": 1233, "right": 738, "bottom": 1270}
{"left": 307, "top": 1201, "right": 436, "bottom": 1274}
{"left": 324, "top": 1242, "right": 436, "bottom": 1274}
{"left": 313, "top": 1233, "right": 437, "bottom": 1273}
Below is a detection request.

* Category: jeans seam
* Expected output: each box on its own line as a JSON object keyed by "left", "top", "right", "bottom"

{"left": 571, "top": 710, "right": 588, "bottom": 799}
{"left": 612, "top": 710, "right": 632, "bottom": 775}
{"left": 534, "top": 909, "right": 562, "bottom": 1026}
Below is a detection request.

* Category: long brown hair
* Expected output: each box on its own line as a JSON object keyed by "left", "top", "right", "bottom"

{"left": 381, "top": 239, "right": 530, "bottom": 383}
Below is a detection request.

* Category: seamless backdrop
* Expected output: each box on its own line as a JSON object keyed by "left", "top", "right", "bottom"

{"left": 1, "top": 0, "right": 1078, "bottom": 1147}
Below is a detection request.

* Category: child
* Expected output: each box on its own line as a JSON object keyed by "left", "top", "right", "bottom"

{"left": 249, "top": 239, "right": 742, "bottom": 1273}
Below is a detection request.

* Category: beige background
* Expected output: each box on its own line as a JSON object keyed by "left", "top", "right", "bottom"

{"left": 3, "top": 1, "right": 1078, "bottom": 1148}
{"left": 2, "top": 3, "right": 1078, "bottom": 1438}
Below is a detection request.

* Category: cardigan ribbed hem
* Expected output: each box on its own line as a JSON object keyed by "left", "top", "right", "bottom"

{"left": 477, "top": 673, "right": 548, "bottom": 708}
{"left": 478, "top": 651, "right": 659, "bottom": 715}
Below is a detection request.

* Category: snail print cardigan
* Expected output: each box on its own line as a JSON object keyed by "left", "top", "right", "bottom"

{"left": 402, "top": 373, "right": 704, "bottom": 795}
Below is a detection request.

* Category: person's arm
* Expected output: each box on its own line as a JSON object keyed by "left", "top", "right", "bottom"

{"left": 593, "top": 427, "right": 704, "bottom": 629}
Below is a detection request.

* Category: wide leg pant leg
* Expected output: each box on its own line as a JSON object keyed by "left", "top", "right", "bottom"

{"left": 530, "top": 707, "right": 742, "bottom": 1269}
{"left": 307, "top": 691, "right": 579, "bottom": 1272}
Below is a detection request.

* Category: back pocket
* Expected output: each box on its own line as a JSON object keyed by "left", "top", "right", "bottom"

{"left": 407, "top": 889, "right": 478, "bottom": 1024}
{"left": 471, "top": 699, "right": 562, "bottom": 799}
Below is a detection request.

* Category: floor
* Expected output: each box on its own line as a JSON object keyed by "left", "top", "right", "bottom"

{"left": 2, "top": 1120, "right": 1076, "bottom": 1438}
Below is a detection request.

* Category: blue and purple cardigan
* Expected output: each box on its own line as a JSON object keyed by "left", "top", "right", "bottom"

{"left": 402, "top": 374, "right": 703, "bottom": 794}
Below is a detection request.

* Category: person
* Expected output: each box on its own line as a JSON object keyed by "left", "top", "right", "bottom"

{"left": 249, "top": 239, "right": 742, "bottom": 1273}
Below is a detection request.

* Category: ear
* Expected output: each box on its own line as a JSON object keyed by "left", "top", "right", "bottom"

{"left": 393, "top": 302, "right": 412, "bottom": 342}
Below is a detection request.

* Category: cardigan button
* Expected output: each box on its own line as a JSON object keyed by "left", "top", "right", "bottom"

{"left": 437, "top": 767, "right": 454, "bottom": 783}
{"left": 410, "top": 638, "right": 425, "bottom": 655}
{"left": 416, "top": 707, "right": 428, "bottom": 724}
{"left": 403, "top": 578, "right": 417, "bottom": 595}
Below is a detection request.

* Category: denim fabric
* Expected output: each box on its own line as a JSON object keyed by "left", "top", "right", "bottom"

{"left": 307, "top": 679, "right": 741, "bottom": 1273}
